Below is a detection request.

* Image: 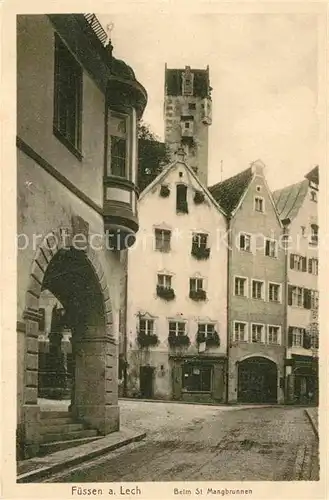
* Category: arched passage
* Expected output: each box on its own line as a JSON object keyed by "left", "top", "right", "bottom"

{"left": 21, "top": 236, "right": 118, "bottom": 457}
{"left": 237, "top": 356, "right": 278, "bottom": 403}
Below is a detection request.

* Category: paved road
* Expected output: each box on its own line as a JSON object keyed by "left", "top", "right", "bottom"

{"left": 44, "top": 402, "right": 319, "bottom": 482}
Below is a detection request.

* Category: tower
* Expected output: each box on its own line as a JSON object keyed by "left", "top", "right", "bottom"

{"left": 164, "top": 64, "right": 212, "bottom": 186}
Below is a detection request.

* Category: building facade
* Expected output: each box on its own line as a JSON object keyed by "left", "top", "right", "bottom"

{"left": 164, "top": 65, "right": 212, "bottom": 186}
{"left": 210, "top": 160, "right": 286, "bottom": 404}
{"left": 125, "top": 154, "right": 228, "bottom": 403}
{"left": 273, "top": 167, "right": 319, "bottom": 405}
{"left": 17, "top": 14, "right": 147, "bottom": 458}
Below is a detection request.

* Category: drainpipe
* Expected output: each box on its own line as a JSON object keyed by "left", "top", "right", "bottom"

{"left": 123, "top": 251, "right": 128, "bottom": 397}
{"left": 225, "top": 216, "right": 231, "bottom": 404}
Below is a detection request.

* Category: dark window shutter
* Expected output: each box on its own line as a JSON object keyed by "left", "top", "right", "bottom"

{"left": 308, "top": 258, "right": 313, "bottom": 274}
{"left": 303, "top": 289, "right": 311, "bottom": 309}
{"left": 288, "top": 285, "right": 293, "bottom": 306}
{"left": 290, "top": 254, "right": 295, "bottom": 269}
{"left": 265, "top": 240, "right": 270, "bottom": 256}
{"left": 302, "top": 257, "right": 307, "bottom": 272}
{"left": 288, "top": 327, "right": 293, "bottom": 347}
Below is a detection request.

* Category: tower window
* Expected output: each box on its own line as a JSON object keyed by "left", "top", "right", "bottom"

{"left": 188, "top": 103, "right": 196, "bottom": 110}
{"left": 185, "top": 122, "right": 190, "bottom": 129}
{"left": 182, "top": 67, "right": 194, "bottom": 96}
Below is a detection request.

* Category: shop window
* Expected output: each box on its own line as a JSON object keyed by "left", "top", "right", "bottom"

{"left": 182, "top": 364, "right": 212, "bottom": 392}
{"left": 54, "top": 35, "right": 82, "bottom": 155}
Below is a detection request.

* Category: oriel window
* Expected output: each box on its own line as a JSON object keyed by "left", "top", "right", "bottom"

{"left": 107, "top": 112, "right": 129, "bottom": 178}
{"left": 54, "top": 35, "right": 82, "bottom": 152}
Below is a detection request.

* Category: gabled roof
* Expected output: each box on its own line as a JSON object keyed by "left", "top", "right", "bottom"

{"left": 272, "top": 179, "right": 309, "bottom": 221}
{"left": 208, "top": 167, "right": 253, "bottom": 215}
{"left": 139, "top": 159, "right": 227, "bottom": 217}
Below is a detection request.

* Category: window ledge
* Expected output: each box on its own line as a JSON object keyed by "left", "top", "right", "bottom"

{"left": 53, "top": 126, "right": 83, "bottom": 161}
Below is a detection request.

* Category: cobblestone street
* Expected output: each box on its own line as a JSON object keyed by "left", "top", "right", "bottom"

{"left": 44, "top": 401, "right": 319, "bottom": 482}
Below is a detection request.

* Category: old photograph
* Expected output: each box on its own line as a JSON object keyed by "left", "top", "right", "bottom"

{"left": 10, "top": 5, "right": 324, "bottom": 494}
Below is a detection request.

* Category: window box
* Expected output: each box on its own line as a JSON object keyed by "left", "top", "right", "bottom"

{"left": 160, "top": 184, "right": 170, "bottom": 198}
{"left": 196, "top": 329, "right": 220, "bottom": 348}
{"left": 191, "top": 243, "right": 210, "bottom": 260}
{"left": 156, "top": 285, "right": 175, "bottom": 301}
{"left": 168, "top": 332, "right": 190, "bottom": 348}
{"left": 137, "top": 331, "right": 159, "bottom": 348}
{"left": 194, "top": 190, "right": 205, "bottom": 205}
{"left": 189, "top": 289, "right": 207, "bottom": 301}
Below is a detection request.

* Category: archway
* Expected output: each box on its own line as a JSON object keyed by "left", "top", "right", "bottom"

{"left": 237, "top": 357, "right": 278, "bottom": 403}
{"left": 21, "top": 239, "right": 118, "bottom": 458}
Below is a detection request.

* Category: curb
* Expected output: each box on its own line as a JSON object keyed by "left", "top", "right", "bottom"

{"left": 17, "top": 431, "right": 146, "bottom": 483}
{"left": 304, "top": 409, "right": 319, "bottom": 440}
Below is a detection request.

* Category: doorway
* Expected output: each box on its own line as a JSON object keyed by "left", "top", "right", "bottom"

{"left": 238, "top": 357, "right": 278, "bottom": 403}
{"left": 139, "top": 366, "right": 154, "bottom": 399}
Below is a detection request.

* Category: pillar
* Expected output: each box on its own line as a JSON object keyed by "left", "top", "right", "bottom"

{"left": 20, "top": 308, "right": 41, "bottom": 458}
{"left": 70, "top": 332, "right": 119, "bottom": 434}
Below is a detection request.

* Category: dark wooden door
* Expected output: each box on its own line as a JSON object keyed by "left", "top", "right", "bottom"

{"left": 139, "top": 366, "right": 154, "bottom": 399}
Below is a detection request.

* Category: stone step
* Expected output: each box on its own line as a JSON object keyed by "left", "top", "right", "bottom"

{"left": 40, "top": 411, "right": 71, "bottom": 419}
{"left": 40, "top": 428, "right": 98, "bottom": 444}
{"left": 38, "top": 436, "right": 102, "bottom": 456}
{"left": 39, "top": 423, "right": 84, "bottom": 435}
{"left": 40, "top": 417, "right": 74, "bottom": 426}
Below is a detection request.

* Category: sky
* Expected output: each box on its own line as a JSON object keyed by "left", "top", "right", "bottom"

{"left": 98, "top": 10, "right": 321, "bottom": 191}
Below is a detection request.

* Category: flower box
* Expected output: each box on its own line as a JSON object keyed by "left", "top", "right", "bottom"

{"left": 168, "top": 333, "right": 190, "bottom": 348}
{"left": 156, "top": 285, "right": 175, "bottom": 301}
{"left": 137, "top": 332, "right": 159, "bottom": 348}
{"left": 160, "top": 185, "right": 170, "bottom": 197}
{"left": 194, "top": 190, "right": 205, "bottom": 204}
{"left": 189, "top": 289, "right": 207, "bottom": 301}
{"left": 191, "top": 244, "right": 210, "bottom": 260}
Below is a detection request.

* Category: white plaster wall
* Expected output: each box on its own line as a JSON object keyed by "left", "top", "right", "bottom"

{"left": 126, "top": 162, "right": 228, "bottom": 355}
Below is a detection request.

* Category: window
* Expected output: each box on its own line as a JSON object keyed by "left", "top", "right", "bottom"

{"left": 310, "top": 190, "right": 317, "bottom": 202}
{"left": 157, "top": 274, "right": 172, "bottom": 289}
{"left": 240, "top": 233, "right": 251, "bottom": 252}
{"left": 311, "top": 290, "right": 319, "bottom": 310}
{"left": 54, "top": 35, "right": 82, "bottom": 153}
{"left": 292, "top": 327, "right": 304, "bottom": 347}
{"left": 139, "top": 318, "right": 154, "bottom": 335}
{"left": 234, "top": 322, "right": 247, "bottom": 342}
{"left": 251, "top": 324, "right": 264, "bottom": 343}
{"left": 235, "top": 277, "right": 247, "bottom": 297}
{"left": 269, "top": 283, "right": 281, "bottom": 302}
{"left": 289, "top": 286, "right": 304, "bottom": 307}
{"left": 176, "top": 184, "right": 188, "bottom": 213}
{"left": 190, "top": 278, "right": 204, "bottom": 292}
{"left": 310, "top": 224, "right": 318, "bottom": 245}
{"left": 154, "top": 229, "right": 171, "bottom": 252}
{"left": 268, "top": 326, "right": 280, "bottom": 345}
{"left": 198, "top": 323, "right": 215, "bottom": 338}
{"left": 254, "top": 196, "right": 264, "bottom": 213}
{"left": 308, "top": 258, "right": 319, "bottom": 275}
{"left": 182, "top": 365, "right": 212, "bottom": 392}
{"left": 185, "top": 122, "right": 190, "bottom": 128}
{"left": 188, "top": 103, "right": 196, "bottom": 111}
{"left": 265, "top": 238, "right": 277, "bottom": 258}
{"left": 169, "top": 321, "right": 186, "bottom": 337}
{"left": 108, "top": 113, "right": 128, "bottom": 178}
{"left": 252, "top": 280, "right": 264, "bottom": 300}
{"left": 182, "top": 68, "right": 194, "bottom": 96}
{"left": 290, "top": 254, "right": 307, "bottom": 272}
{"left": 192, "top": 233, "right": 208, "bottom": 249}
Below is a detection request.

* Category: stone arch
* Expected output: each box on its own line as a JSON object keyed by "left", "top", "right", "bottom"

{"left": 236, "top": 353, "right": 278, "bottom": 366}
{"left": 236, "top": 356, "right": 278, "bottom": 404}
{"left": 24, "top": 229, "right": 113, "bottom": 333}
{"left": 21, "top": 229, "right": 119, "bottom": 458}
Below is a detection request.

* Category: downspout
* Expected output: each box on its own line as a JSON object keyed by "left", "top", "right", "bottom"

{"left": 225, "top": 215, "right": 231, "bottom": 404}
{"left": 123, "top": 250, "right": 128, "bottom": 397}
{"left": 282, "top": 221, "right": 290, "bottom": 403}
